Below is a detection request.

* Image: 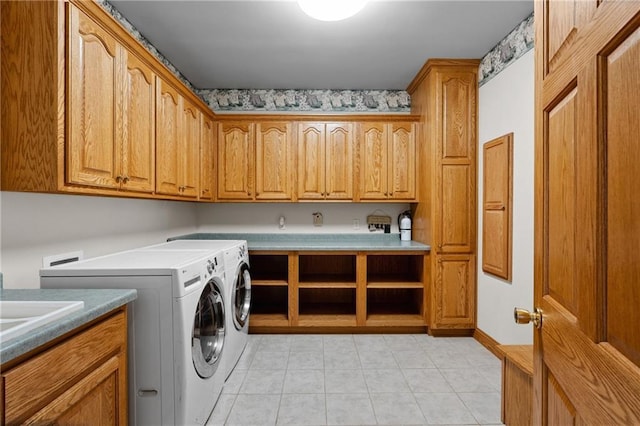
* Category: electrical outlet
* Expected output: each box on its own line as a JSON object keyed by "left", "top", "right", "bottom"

{"left": 313, "top": 212, "right": 323, "bottom": 226}
{"left": 353, "top": 219, "right": 360, "bottom": 230}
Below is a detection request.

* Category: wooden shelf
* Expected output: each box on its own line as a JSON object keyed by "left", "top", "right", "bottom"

{"left": 298, "top": 314, "right": 357, "bottom": 327}
{"left": 299, "top": 273, "right": 356, "bottom": 284}
{"left": 366, "top": 313, "right": 425, "bottom": 327}
{"left": 298, "top": 281, "right": 356, "bottom": 289}
{"left": 250, "top": 313, "right": 289, "bottom": 327}
{"left": 252, "top": 279, "right": 288, "bottom": 287}
{"left": 367, "top": 281, "right": 423, "bottom": 289}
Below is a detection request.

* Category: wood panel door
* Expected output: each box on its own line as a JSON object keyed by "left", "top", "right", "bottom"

{"left": 155, "top": 78, "right": 181, "bottom": 196}
{"left": 434, "top": 71, "right": 477, "bottom": 253}
{"left": 180, "top": 99, "right": 200, "bottom": 198}
{"left": 298, "top": 123, "right": 326, "bottom": 200}
{"left": 199, "top": 116, "right": 215, "bottom": 200}
{"left": 325, "top": 123, "right": 353, "bottom": 200}
{"left": 67, "top": 4, "right": 120, "bottom": 189}
{"left": 360, "top": 122, "right": 388, "bottom": 200}
{"left": 217, "top": 122, "right": 253, "bottom": 200}
{"left": 255, "top": 122, "right": 293, "bottom": 200}
{"left": 121, "top": 51, "right": 155, "bottom": 193}
{"left": 533, "top": 1, "right": 640, "bottom": 424}
{"left": 388, "top": 122, "right": 415, "bottom": 200}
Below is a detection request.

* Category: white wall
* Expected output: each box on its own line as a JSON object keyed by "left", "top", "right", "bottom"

{"left": 477, "top": 49, "right": 534, "bottom": 345}
{"left": 0, "top": 191, "right": 410, "bottom": 288}
{"left": 196, "top": 203, "right": 410, "bottom": 234}
{"left": 0, "top": 192, "right": 198, "bottom": 288}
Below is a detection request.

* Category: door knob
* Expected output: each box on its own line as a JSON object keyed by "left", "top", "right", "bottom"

{"left": 514, "top": 307, "right": 543, "bottom": 329}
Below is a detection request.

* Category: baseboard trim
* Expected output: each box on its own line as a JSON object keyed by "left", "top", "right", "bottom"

{"left": 474, "top": 328, "right": 502, "bottom": 358}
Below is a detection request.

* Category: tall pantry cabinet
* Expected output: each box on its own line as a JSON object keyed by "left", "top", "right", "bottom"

{"left": 407, "top": 60, "right": 479, "bottom": 335}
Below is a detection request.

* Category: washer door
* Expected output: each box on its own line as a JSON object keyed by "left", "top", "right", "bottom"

{"left": 192, "top": 280, "right": 225, "bottom": 378}
{"left": 232, "top": 263, "right": 251, "bottom": 330}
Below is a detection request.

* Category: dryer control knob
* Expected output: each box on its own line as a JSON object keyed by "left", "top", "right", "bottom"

{"left": 207, "top": 260, "right": 214, "bottom": 274}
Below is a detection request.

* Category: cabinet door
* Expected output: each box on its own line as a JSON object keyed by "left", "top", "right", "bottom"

{"left": 180, "top": 99, "right": 200, "bottom": 198}
{"left": 359, "top": 123, "right": 388, "bottom": 200}
{"left": 297, "top": 123, "right": 325, "bottom": 200}
{"left": 325, "top": 123, "right": 353, "bottom": 200}
{"left": 155, "top": 78, "right": 181, "bottom": 196}
{"left": 388, "top": 123, "right": 416, "bottom": 200}
{"left": 432, "top": 254, "right": 475, "bottom": 329}
{"left": 121, "top": 51, "right": 155, "bottom": 193}
{"left": 199, "top": 116, "right": 215, "bottom": 200}
{"left": 255, "top": 122, "right": 293, "bottom": 200}
{"left": 435, "top": 71, "right": 476, "bottom": 252}
{"left": 67, "top": 5, "right": 120, "bottom": 189}
{"left": 217, "top": 122, "right": 253, "bottom": 200}
{"left": 25, "top": 356, "right": 122, "bottom": 425}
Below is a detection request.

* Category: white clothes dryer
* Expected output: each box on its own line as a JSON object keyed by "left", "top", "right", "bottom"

{"left": 220, "top": 240, "right": 251, "bottom": 379}
{"left": 142, "top": 240, "right": 251, "bottom": 380}
{"left": 40, "top": 248, "right": 227, "bottom": 426}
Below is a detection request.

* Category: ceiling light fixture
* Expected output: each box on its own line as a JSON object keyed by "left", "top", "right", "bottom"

{"left": 298, "top": 0, "right": 368, "bottom": 22}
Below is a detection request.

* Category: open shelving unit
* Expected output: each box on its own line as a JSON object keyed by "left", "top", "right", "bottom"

{"left": 248, "top": 252, "right": 290, "bottom": 326}
{"left": 248, "top": 250, "right": 429, "bottom": 332}
{"left": 365, "top": 254, "right": 426, "bottom": 326}
{"left": 298, "top": 253, "right": 357, "bottom": 326}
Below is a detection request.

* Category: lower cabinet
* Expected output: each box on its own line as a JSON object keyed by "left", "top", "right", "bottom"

{"left": 429, "top": 254, "right": 476, "bottom": 334}
{"left": 1, "top": 308, "right": 128, "bottom": 425}
{"left": 248, "top": 251, "right": 429, "bottom": 332}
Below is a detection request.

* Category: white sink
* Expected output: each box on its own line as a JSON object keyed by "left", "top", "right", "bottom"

{"left": 0, "top": 300, "right": 85, "bottom": 342}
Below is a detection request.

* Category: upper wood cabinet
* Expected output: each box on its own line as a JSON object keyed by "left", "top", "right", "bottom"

{"left": 68, "top": 3, "right": 156, "bottom": 193}
{"left": 217, "top": 122, "right": 253, "bottom": 200}
{"left": 298, "top": 122, "right": 353, "bottom": 200}
{"left": 1, "top": 0, "right": 212, "bottom": 201}
{"left": 155, "top": 79, "right": 200, "bottom": 198}
{"left": 359, "top": 122, "right": 416, "bottom": 201}
{"left": 217, "top": 121, "right": 294, "bottom": 201}
{"left": 121, "top": 52, "right": 156, "bottom": 193}
{"left": 181, "top": 98, "right": 200, "bottom": 198}
{"left": 199, "top": 116, "right": 215, "bottom": 200}
{"left": 67, "top": 5, "right": 120, "bottom": 190}
{"left": 255, "top": 122, "right": 294, "bottom": 200}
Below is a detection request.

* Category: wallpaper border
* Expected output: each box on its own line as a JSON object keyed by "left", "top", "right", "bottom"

{"left": 478, "top": 12, "right": 534, "bottom": 87}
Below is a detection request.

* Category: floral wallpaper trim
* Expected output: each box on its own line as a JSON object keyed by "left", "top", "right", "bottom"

{"left": 479, "top": 12, "right": 534, "bottom": 87}
{"left": 197, "top": 89, "right": 411, "bottom": 113}
{"left": 97, "top": 0, "right": 197, "bottom": 93}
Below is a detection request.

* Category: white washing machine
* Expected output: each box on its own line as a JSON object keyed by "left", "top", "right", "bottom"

{"left": 40, "top": 248, "right": 227, "bottom": 426}
{"left": 142, "top": 240, "right": 251, "bottom": 380}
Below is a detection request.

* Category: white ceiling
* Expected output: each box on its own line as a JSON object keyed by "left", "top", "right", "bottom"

{"left": 108, "top": 0, "right": 533, "bottom": 90}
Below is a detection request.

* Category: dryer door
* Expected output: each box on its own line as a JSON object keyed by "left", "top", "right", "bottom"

{"left": 232, "top": 263, "right": 251, "bottom": 330}
{"left": 192, "top": 280, "right": 225, "bottom": 378}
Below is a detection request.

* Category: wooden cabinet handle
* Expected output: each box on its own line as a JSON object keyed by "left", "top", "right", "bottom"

{"left": 115, "top": 175, "right": 122, "bottom": 183}
{"left": 122, "top": 176, "right": 129, "bottom": 184}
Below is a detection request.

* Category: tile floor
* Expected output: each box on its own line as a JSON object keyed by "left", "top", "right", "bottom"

{"left": 207, "top": 334, "right": 503, "bottom": 426}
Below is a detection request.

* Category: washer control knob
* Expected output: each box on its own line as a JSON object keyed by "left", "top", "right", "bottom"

{"left": 207, "top": 260, "right": 214, "bottom": 274}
